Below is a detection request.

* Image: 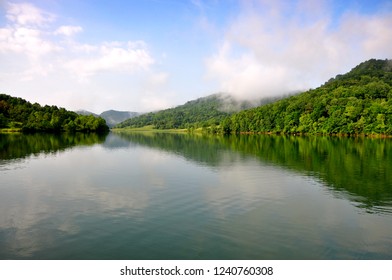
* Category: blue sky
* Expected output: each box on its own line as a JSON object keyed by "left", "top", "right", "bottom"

{"left": 1, "top": 0, "right": 392, "bottom": 113}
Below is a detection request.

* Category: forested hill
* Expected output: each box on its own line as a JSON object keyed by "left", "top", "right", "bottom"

{"left": 100, "top": 110, "right": 140, "bottom": 127}
{"left": 220, "top": 59, "right": 392, "bottom": 135}
{"left": 0, "top": 94, "right": 109, "bottom": 132}
{"left": 116, "top": 93, "right": 270, "bottom": 129}
{"left": 76, "top": 109, "right": 140, "bottom": 127}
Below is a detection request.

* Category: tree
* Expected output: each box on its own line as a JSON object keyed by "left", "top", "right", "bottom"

{"left": 0, "top": 94, "right": 109, "bottom": 132}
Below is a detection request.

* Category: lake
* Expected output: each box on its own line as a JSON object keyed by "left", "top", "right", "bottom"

{"left": 0, "top": 132, "right": 391, "bottom": 259}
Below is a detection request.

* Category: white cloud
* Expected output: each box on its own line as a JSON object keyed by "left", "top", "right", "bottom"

{"left": 339, "top": 13, "right": 392, "bottom": 56}
{"left": 65, "top": 42, "right": 154, "bottom": 80}
{"left": 0, "top": 26, "right": 61, "bottom": 57}
{"left": 206, "top": 41, "right": 294, "bottom": 99}
{"left": 6, "top": 2, "right": 55, "bottom": 26}
{"left": 136, "top": 71, "right": 175, "bottom": 111}
{"left": 54, "top": 25, "right": 83, "bottom": 36}
{"left": 148, "top": 71, "right": 169, "bottom": 86}
{"left": 140, "top": 95, "right": 173, "bottom": 112}
{"left": 0, "top": 3, "right": 60, "bottom": 58}
{"left": 1, "top": 2, "right": 155, "bottom": 78}
{"left": 0, "top": 2, "right": 160, "bottom": 112}
{"left": 205, "top": 0, "right": 392, "bottom": 100}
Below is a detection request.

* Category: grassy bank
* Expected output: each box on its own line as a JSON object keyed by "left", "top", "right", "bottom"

{"left": 111, "top": 125, "right": 189, "bottom": 133}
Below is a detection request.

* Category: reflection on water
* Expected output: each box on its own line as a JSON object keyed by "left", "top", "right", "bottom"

{"left": 0, "top": 132, "right": 107, "bottom": 160}
{"left": 0, "top": 132, "right": 391, "bottom": 259}
{"left": 115, "top": 132, "right": 392, "bottom": 212}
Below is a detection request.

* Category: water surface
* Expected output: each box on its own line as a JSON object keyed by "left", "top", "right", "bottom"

{"left": 0, "top": 132, "right": 391, "bottom": 259}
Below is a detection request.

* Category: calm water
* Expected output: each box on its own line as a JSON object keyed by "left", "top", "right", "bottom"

{"left": 0, "top": 132, "right": 391, "bottom": 259}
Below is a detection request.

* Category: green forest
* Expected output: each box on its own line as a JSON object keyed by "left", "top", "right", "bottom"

{"left": 0, "top": 94, "right": 109, "bottom": 133}
{"left": 220, "top": 59, "right": 392, "bottom": 135}
{"left": 116, "top": 94, "right": 233, "bottom": 129}
{"left": 115, "top": 93, "right": 276, "bottom": 130}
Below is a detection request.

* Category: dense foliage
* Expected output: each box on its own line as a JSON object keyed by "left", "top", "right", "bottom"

{"left": 0, "top": 94, "right": 109, "bottom": 132}
{"left": 220, "top": 59, "right": 392, "bottom": 135}
{"left": 116, "top": 94, "right": 264, "bottom": 130}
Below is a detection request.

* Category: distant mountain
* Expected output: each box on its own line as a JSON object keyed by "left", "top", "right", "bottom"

{"left": 100, "top": 110, "right": 139, "bottom": 127}
{"left": 116, "top": 93, "right": 274, "bottom": 129}
{"left": 75, "top": 109, "right": 140, "bottom": 127}
{"left": 75, "top": 110, "right": 99, "bottom": 117}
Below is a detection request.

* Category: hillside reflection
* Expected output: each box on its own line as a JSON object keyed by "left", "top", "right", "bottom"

{"left": 114, "top": 131, "right": 392, "bottom": 212}
{"left": 0, "top": 132, "right": 107, "bottom": 161}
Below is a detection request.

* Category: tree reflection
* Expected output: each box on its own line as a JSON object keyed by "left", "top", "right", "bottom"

{"left": 114, "top": 131, "right": 392, "bottom": 211}
{"left": 0, "top": 132, "right": 108, "bottom": 161}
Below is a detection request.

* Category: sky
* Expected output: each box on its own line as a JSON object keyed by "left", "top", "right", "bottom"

{"left": 1, "top": 0, "right": 392, "bottom": 113}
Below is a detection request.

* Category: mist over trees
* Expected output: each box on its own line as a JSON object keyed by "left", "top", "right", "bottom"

{"left": 219, "top": 59, "right": 392, "bottom": 135}
{"left": 116, "top": 93, "right": 280, "bottom": 130}
{"left": 116, "top": 94, "right": 236, "bottom": 130}
{"left": 116, "top": 59, "right": 392, "bottom": 136}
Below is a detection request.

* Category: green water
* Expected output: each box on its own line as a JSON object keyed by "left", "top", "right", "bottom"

{"left": 0, "top": 132, "right": 391, "bottom": 259}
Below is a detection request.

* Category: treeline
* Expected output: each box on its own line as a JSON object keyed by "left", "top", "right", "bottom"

{"left": 116, "top": 94, "right": 255, "bottom": 130}
{"left": 116, "top": 93, "right": 280, "bottom": 130}
{"left": 0, "top": 94, "right": 109, "bottom": 132}
{"left": 219, "top": 59, "right": 392, "bottom": 136}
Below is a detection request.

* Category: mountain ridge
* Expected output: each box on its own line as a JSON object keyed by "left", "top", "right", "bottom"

{"left": 220, "top": 58, "right": 392, "bottom": 135}
{"left": 116, "top": 93, "right": 281, "bottom": 129}
{"left": 76, "top": 109, "right": 140, "bottom": 127}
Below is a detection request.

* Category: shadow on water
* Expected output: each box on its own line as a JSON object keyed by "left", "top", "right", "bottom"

{"left": 113, "top": 131, "right": 392, "bottom": 213}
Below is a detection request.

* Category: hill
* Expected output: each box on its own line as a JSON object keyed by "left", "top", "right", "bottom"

{"left": 116, "top": 94, "right": 228, "bottom": 129}
{"left": 219, "top": 59, "right": 392, "bottom": 135}
{"left": 76, "top": 109, "right": 139, "bottom": 127}
{"left": 100, "top": 110, "right": 139, "bottom": 127}
{"left": 116, "top": 93, "right": 277, "bottom": 130}
{"left": 0, "top": 94, "right": 109, "bottom": 133}
{"left": 75, "top": 110, "right": 99, "bottom": 117}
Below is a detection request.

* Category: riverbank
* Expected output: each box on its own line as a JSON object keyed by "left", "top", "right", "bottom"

{"left": 0, "top": 128, "right": 22, "bottom": 133}
{"left": 112, "top": 125, "right": 392, "bottom": 138}
{"left": 111, "top": 125, "right": 189, "bottom": 133}
{"left": 236, "top": 131, "right": 392, "bottom": 138}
